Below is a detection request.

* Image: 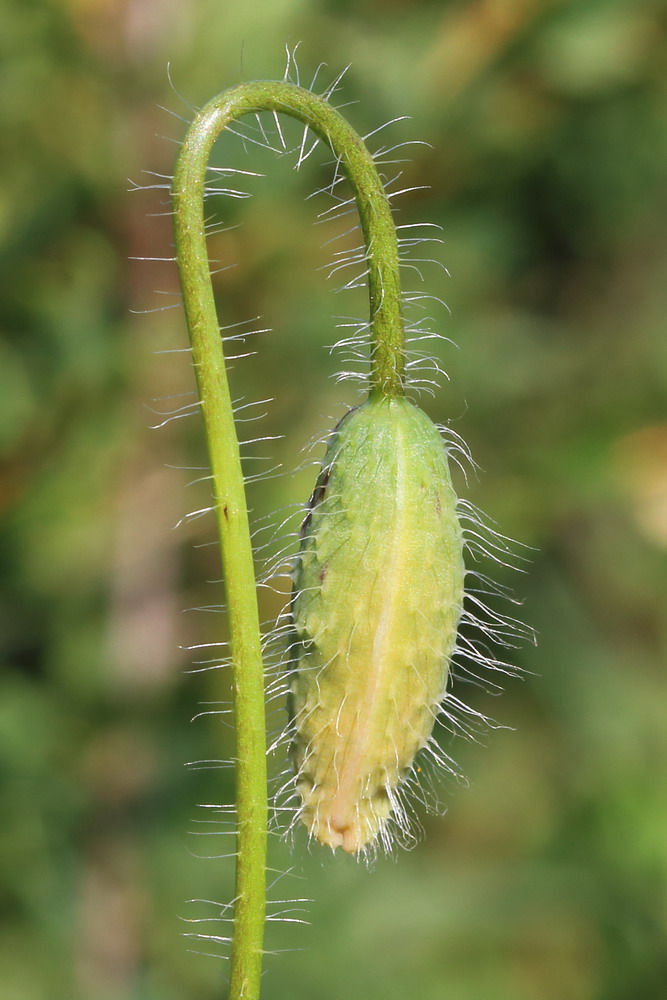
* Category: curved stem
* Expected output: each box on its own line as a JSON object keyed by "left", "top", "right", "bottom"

{"left": 171, "top": 81, "right": 406, "bottom": 1000}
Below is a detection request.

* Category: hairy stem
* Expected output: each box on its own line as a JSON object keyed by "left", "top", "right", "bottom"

{"left": 172, "top": 80, "right": 405, "bottom": 1000}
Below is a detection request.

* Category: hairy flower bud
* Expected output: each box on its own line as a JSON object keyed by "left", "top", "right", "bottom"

{"left": 289, "top": 394, "right": 465, "bottom": 852}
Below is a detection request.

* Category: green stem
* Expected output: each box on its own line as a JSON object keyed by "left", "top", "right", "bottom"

{"left": 172, "top": 80, "right": 406, "bottom": 1000}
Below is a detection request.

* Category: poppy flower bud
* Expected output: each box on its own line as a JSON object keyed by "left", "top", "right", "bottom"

{"left": 289, "top": 394, "right": 464, "bottom": 852}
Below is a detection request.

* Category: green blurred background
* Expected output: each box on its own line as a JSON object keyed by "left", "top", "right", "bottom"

{"left": 2, "top": 1, "right": 667, "bottom": 998}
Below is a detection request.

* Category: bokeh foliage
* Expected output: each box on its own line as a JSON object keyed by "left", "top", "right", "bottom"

{"left": 1, "top": 1, "right": 666, "bottom": 998}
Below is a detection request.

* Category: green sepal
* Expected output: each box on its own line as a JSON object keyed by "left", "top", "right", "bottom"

{"left": 290, "top": 395, "right": 464, "bottom": 852}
